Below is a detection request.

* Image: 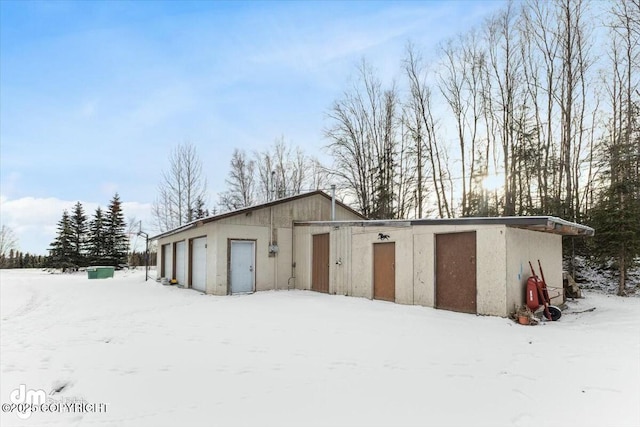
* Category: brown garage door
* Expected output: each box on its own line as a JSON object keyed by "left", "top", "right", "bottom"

{"left": 436, "top": 232, "right": 477, "bottom": 313}
{"left": 312, "top": 233, "right": 329, "bottom": 293}
{"left": 374, "top": 242, "right": 395, "bottom": 302}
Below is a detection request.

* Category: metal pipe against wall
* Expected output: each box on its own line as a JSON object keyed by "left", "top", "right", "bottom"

{"left": 331, "top": 184, "right": 336, "bottom": 221}
{"left": 289, "top": 220, "right": 295, "bottom": 290}
{"left": 271, "top": 171, "right": 276, "bottom": 290}
{"left": 137, "top": 228, "right": 149, "bottom": 282}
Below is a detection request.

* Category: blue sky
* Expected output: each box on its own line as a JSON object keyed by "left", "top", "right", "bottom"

{"left": 1, "top": 0, "right": 505, "bottom": 254}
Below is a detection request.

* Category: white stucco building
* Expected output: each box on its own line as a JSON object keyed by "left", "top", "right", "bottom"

{"left": 153, "top": 191, "right": 594, "bottom": 318}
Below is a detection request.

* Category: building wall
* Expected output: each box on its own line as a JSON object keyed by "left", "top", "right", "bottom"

{"left": 505, "top": 228, "right": 563, "bottom": 314}
{"left": 349, "top": 225, "right": 414, "bottom": 303}
{"left": 156, "top": 194, "right": 362, "bottom": 295}
{"left": 155, "top": 194, "right": 567, "bottom": 318}
{"left": 294, "top": 223, "right": 561, "bottom": 317}
{"left": 293, "top": 225, "right": 332, "bottom": 292}
{"left": 156, "top": 227, "right": 215, "bottom": 286}
{"left": 331, "top": 226, "right": 352, "bottom": 296}
{"left": 475, "top": 227, "right": 508, "bottom": 316}
{"left": 411, "top": 224, "right": 507, "bottom": 315}
{"left": 212, "top": 223, "right": 262, "bottom": 295}
{"left": 413, "top": 232, "right": 434, "bottom": 307}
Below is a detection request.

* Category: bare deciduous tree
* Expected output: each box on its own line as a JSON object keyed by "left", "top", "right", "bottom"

{"left": 219, "top": 149, "right": 256, "bottom": 212}
{"left": 152, "top": 143, "right": 207, "bottom": 232}
{"left": 439, "top": 31, "right": 486, "bottom": 216}
{"left": 254, "top": 137, "right": 310, "bottom": 201}
{"left": 218, "top": 138, "right": 327, "bottom": 212}
{"left": 0, "top": 225, "right": 18, "bottom": 264}
{"left": 523, "top": 0, "right": 560, "bottom": 213}
{"left": 403, "top": 45, "right": 452, "bottom": 218}
{"left": 326, "top": 59, "right": 402, "bottom": 219}
{"left": 485, "top": 1, "right": 524, "bottom": 215}
{"left": 307, "top": 157, "right": 329, "bottom": 191}
{"left": 556, "top": 0, "right": 591, "bottom": 221}
{"left": 440, "top": 38, "right": 470, "bottom": 216}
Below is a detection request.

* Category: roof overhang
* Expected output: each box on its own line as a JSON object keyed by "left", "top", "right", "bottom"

{"left": 294, "top": 216, "right": 594, "bottom": 236}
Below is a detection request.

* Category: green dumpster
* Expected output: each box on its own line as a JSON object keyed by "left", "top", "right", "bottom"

{"left": 87, "top": 266, "right": 115, "bottom": 279}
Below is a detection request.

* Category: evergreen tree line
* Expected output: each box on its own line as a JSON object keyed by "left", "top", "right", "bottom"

{"left": 48, "top": 194, "right": 129, "bottom": 269}
{"left": 0, "top": 250, "right": 46, "bottom": 269}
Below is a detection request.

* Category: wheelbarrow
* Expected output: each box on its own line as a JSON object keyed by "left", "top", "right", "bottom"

{"left": 526, "top": 260, "right": 562, "bottom": 321}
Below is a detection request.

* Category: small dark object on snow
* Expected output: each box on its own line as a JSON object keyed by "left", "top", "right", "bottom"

{"left": 567, "top": 307, "right": 596, "bottom": 314}
{"left": 51, "top": 382, "right": 68, "bottom": 394}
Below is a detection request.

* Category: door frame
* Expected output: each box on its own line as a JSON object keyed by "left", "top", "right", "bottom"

{"left": 434, "top": 231, "right": 477, "bottom": 313}
{"left": 171, "top": 241, "right": 178, "bottom": 281}
{"left": 161, "top": 243, "right": 172, "bottom": 279}
{"left": 174, "top": 240, "right": 186, "bottom": 286}
{"left": 227, "top": 239, "right": 257, "bottom": 294}
{"left": 373, "top": 241, "right": 396, "bottom": 302}
{"left": 189, "top": 236, "right": 207, "bottom": 291}
{"left": 311, "top": 233, "right": 330, "bottom": 293}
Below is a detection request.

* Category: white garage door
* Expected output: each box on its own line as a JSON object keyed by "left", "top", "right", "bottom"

{"left": 175, "top": 241, "right": 186, "bottom": 286}
{"left": 191, "top": 237, "right": 207, "bottom": 292}
{"left": 162, "top": 244, "right": 173, "bottom": 280}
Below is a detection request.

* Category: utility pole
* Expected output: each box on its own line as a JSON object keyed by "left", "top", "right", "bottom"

{"left": 137, "top": 223, "right": 149, "bottom": 282}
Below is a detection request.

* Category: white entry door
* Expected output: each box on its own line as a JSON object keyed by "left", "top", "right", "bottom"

{"left": 175, "top": 241, "right": 186, "bottom": 285}
{"left": 191, "top": 237, "right": 207, "bottom": 292}
{"left": 230, "top": 240, "right": 255, "bottom": 294}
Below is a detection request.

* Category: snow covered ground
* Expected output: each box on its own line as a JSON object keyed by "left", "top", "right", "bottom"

{"left": 1, "top": 269, "right": 639, "bottom": 427}
{"left": 572, "top": 256, "right": 640, "bottom": 296}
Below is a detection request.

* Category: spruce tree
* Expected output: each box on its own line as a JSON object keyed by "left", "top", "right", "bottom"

{"left": 590, "top": 185, "right": 640, "bottom": 294}
{"left": 104, "top": 193, "right": 128, "bottom": 266}
{"left": 589, "top": 104, "right": 640, "bottom": 295}
{"left": 88, "top": 207, "right": 107, "bottom": 265}
{"left": 49, "top": 210, "right": 74, "bottom": 269}
{"left": 190, "top": 197, "right": 209, "bottom": 220}
{"left": 70, "top": 201, "right": 89, "bottom": 267}
{"left": 8, "top": 249, "right": 15, "bottom": 268}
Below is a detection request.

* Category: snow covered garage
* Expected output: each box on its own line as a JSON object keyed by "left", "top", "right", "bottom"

{"left": 153, "top": 191, "right": 364, "bottom": 295}
{"left": 293, "top": 217, "right": 594, "bottom": 317}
